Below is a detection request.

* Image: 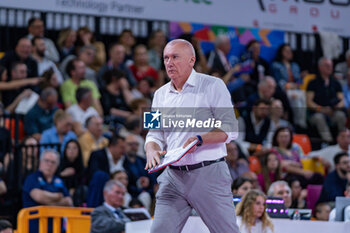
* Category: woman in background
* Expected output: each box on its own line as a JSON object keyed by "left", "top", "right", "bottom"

{"left": 257, "top": 152, "right": 282, "bottom": 193}
{"left": 57, "top": 27, "right": 76, "bottom": 61}
{"left": 232, "top": 177, "right": 253, "bottom": 197}
{"left": 236, "top": 189, "right": 274, "bottom": 233}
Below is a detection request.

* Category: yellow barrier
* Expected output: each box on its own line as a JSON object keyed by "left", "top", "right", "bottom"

{"left": 17, "top": 206, "right": 93, "bottom": 233}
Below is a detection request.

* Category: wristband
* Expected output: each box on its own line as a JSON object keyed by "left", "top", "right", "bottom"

{"left": 196, "top": 135, "right": 203, "bottom": 147}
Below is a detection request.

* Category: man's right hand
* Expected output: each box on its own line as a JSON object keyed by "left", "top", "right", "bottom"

{"left": 145, "top": 150, "right": 166, "bottom": 170}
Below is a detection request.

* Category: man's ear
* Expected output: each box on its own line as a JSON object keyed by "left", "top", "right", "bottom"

{"left": 190, "top": 56, "right": 196, "bottom": 66}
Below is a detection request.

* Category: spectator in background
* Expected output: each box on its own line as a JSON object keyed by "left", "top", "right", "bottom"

{"left": 131, "top": 77, "right": 155, "bottom": 101}
{"left": 246, "top": 76, "right": 276, "bottom": 109}
{"left": 0, "top": 219, "right": 13, "bottom": 233}
{"left": 119, "top": 116, "right": 145, "bottom": 158}
{"left": 242, "top": 40, "right": 270, "bottom": 97}
{"left": 90, "top": 180, "right": 130, "bottom": 233}
{"left": 289, "top": 178, "right": 307, "bottom": 209}
{"left": 60, "top": 58, "right": 103, "bottom": 115}
{"left": 232, "top": 177, "right": 253, "bottom": 197}
{"left": 57, "top": 27, "right": 76, "bottom": 61}
{"left": 329, "top": 182, "right": 350, "bottom": 221}
{"left": 26, "top": 17, "right": 59, "bottom": 63}
{"left": 270, "top": 99, "right": 293, "bottom": 131}
{"left": 235, "top": 190, "right": 274, "bottom": 233}
{"left": 40, "top": 109, "right": 77, "bottom": 154}
{"left": 308, "top": 129, "right": 350, "bottom": 171}
{"left": 318, "top": 152, "right": 350, "bottom": 203}
{"left": 148, "top": 30, "right": 166, "bottom": 71}
{"left": 342, "top": 70, "right": 350, "bottom": 116}
{"left": 87, "top": 135, "right": 126, "bottom": 179}
{"left": 226, "top": 141, "right": 249, "bottom": 181}
{"left": 60, "top": 45, "right": 97, "bottom": 85}
{"left": 129, "top": 44, "right": 159, "bottom": 86}
{"left": 31, "top": 36, "right": 63, "bottom": 84}
{"left": 207, "top": 34, "right": 232, "bottom": 76}
{"left": 267, "top": 180, "right": 292, "bottom": 208}
{"left": 100, "top": 69, "right": 133, "bottom": 120}
{"left": 59, "top": 139, "right": 84, "bottom": 195}
{"left": 314, "top": 203, "right": 331, "bottom": 221}
{"left": 40, "top": 68, "right": 63, "bottom": 106}
{"left": 0, "top": 65, "right": 41, "bottom": 92}
{"left": 118, "top": 29, "right": 136, "bottom": 64}
{"left": 271, "top": 127, "right": 323, "bottom": 187}
{"left": 128, "top": 98, "right": 150, "bottom": 117}
{"left": 97, "top": 43, "right": 136, "bottom": 88}
{"left": 79, "top": 115, "right": 108, "bottom": 167}
{"left": 258, "top": 152, "right": 282, "bottom": 193}
{"left": 21, "top": 137, "right": 39, "bottom": 182}
{"left": 335, "top": 49, "right": 350, "bottom": 82}
{"left": 24, "top": 87, "right": 58, "bottom": 141}
{"left": 237, "top": 99, "right": 272, "bottom": 156}
{"left": 0, "top": 103, "right": 12, "bottom": 177}
{"left": 66, "top": 87, "right": 99, "bottom": 136}
{"left": 76, "top": 26, "right": 106, "bottom": 71}
{"left": 306, "top": 57, "right": 346, "bottom": 143}
{"left": 111, "top": 170, "right": 132, "bottom": 208}
{"left": 0, "top": 37, "right": 38, "bottom": 79}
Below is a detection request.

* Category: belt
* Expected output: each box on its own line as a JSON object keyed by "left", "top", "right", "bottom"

{"left": 169, "top": 157, "right": 225, "bottom": 172}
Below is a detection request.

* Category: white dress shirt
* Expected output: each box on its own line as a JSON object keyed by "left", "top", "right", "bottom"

{"left": 66, "top": 104, "right": 99, "bottom": 127}
{"left": 145, "top": 69, "right": 238, "bottom": 166}
{"left": 106, "top": 148, "right": 125, "bottom": 174}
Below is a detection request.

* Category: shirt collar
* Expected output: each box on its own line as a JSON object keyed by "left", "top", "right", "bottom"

{"left": 104, "top": 202, "right": 119, "bottom": 212}
{"left": 168, "top": 69, "right": 197, "bottom": 93}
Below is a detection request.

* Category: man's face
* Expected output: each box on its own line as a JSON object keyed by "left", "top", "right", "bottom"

{"left": 134, "top": 46, "right": 148, "bottom": 64}
{"left": 260, "top": 79, "right": 276, "bottom": 99}
{"left": 29, "top": 19, "right": 44, "bottom": 37}
{"left": 11, "top": 64, "right": 27, "bottom": 80}
{"left": 16, "top": 39, "right": 32, "bottom": 60}
{"left": 253, "top": 103, "right": 270, "bottom": 120}
{"left": 110, "top": 45, "right": 125, "bottom": 65}
{"left": 337, "top": 130, "right": 350, "bottom": 149}
{"left": 79, "top": 49, "right": 96, "bottom": 66}
{"left": 274, "top": 184, "right": 292, "bottom": 208}
{"left": 45, "top": 94, "right": 58, "bottom": 109}
{"left": 56, "top": 116, "right": 73, "bottom": 135}
{"left": 319, "top": 59, "right": 333, "bottom": 77}
{"left": 39, "top": 152, "right": 59, "bottom": 178}
{"left": 110, "top": 139, "right": 126, "bottom": 160}
{"left": 316, "top": 204, "right": 331, "bottom": 221}
{"left": 81, "top": 91, "right": 93, "bottom": 107}
{"left": 104, "top": 185, "right": 126, "bottom": 209}
{"left": 34, "top": 38, "right": 46, "bottom": 57}
{"left": 163, "top": 43, "right": 195, "bottom": 83}
{"left": 72, "top": 61, "right": 86, "bottom": 79}
{"left": 88, "top": 116, "right": 103, "bottom": 138}
{"left": 125, "top": 136, "right": 139, "bottom": 154}
{"left": 337, "top": 156, "right": 350, "bottom": 175}
{"left": 218, "top": 38, "right": 231, "bottom": 55}
{"left": 226, "top": 142, "right": 238, "bottom": 163}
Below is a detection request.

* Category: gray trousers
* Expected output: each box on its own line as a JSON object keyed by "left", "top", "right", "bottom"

{"left": 151, "top": 161, "right": 239, "bottom": 233}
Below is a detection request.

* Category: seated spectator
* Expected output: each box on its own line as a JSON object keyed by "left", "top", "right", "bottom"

{"left": 271, "top": 127, "right": 323, "bottom": 187}
{"left": 60, "top": 45, "right": 97, "bottom": 85}
{"left": 123, "top": 134, "right": 155, "bottom": 210}
{"left": 289, "top": 178, "right": 307, "bottom": 209}
{"left": 232, "top": 177, "right": 253, "bottom": 197}
{"left": 342, "top": 69, "right": 350, "bottom": 117}
{"left": 22, "top": 149, "right": 72, "bottom": 233}
{"left": 306, "top": 57, "right": 346, "bottom": 143}
{"left": 267, "top": 180, "right": 292, "bottom": 208}
{"left": 26, "top": 17, "right": 59, "bottom": 63}
{"left": 329, "top": 182, "right": 350, "bottom": 221}
{"left": 0, "top": 219, "right": 13, "bottom": 233}
{"left": 40, "top": 109, "right": 77, "bottom": 154}
{"left": 118, "top": 116, "right": 145, "bottom": 157}
{"left": 257, "top": 152, "right": 282, "bottom": 193}
{"left": 31, "top": 36, "right": 63, "bottom": 83}
{"left": 226, "top": 141, "right": 249, "bottom": 181}
{"left": 75, "top": 26, "right": 106, "bottom": 71}
{"left": 2, "top": 62, "right": 38, "bottom": 111}
{"left": 314, "top": 202, "right": 331, "bottom": 221}
{"left": 100, "top": 69, "right": 133, "bottom": 120}
{"left": 60, "top": 58, "right": 103, "bottom": 115}
{"left": 59, "top": 140, "right": 84, "bottom": 195}
{"left": 66, "top": 87, "right": 99, "bottom": 136}
{"left": 236, "top": 190, "right": 274, "bottom": 233}
{"left": 0, "top": 37, "right": 38, "bottom": 79}
{"left": 40, "top": 69, "right": 63, "bottom": 107}
{"left": 24, "top": 87, "right": 58, "bottom": 141}
{"left": 308, "top": 128, "right": 350, "bottom": 171}
{"left": 270, "top": 99, "right": 293, "bottom": 131}
{"left": 90, "top": 180, "right": 130, "bottom": 233}
{"left": 207, "top": 34, "right": 232, "bottom": 76}
{"left": 57, "top": 27, "right": 76, "bottom": 61}
{"left": 147, "top": 30, "right": 166, "bottom": 71}
{"left": 79, "top": 115, "right": 108, "bottom": 167}
{"left": 237, "top": 99, "right": 272, "bottom": 156}
{"left": 88, "top": 135, "right": 126, "bottom": 179}
{"left": 128, "top": 98, "right": 150, "bottom": 117}
{"left": 97, "top": 43, "right": 136, "bottom": 88}
{"left": 111, "top": 170, "right": 132, "bottom": 208}
{"left": 129, "top": 44, "right": 159, "bottom": 84}
{"left": 118, "top": 29, "right": 136, "bottom": 64}
{"left": 129, "top": 199, "right": 144, "bottom": 209}
{"left": 335, "top": 49, "right": 350, "bottom": 81}
{"left": 21, "top": 137, "right": 39, "bottom": 181}
{"left": 318, "top": 152, "right": 350, "bottom": 203}
{"left": 131, "top": 77, "right": 155, "bottom": 101}
{"left": 246, "top": 76, "right": 277, "bottom": 109}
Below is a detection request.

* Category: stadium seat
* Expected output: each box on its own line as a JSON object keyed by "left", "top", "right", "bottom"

{"left": 306, "top": 184, "right": 323, "bottom": 211}
{"left": 299, "top": 74, "right": 316, "bottom": 91}
{"left": 293, "top": 134, "right": 312, "bottom": 155}
{"left": 301, "top": 158, "right": 326, "bottom": 176}
{"left": 248, "top": 156, "right": 262, "bottom": 173}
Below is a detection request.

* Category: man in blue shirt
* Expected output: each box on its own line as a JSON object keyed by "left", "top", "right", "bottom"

{"left": 22, "top": 149, "right": 72, "bottom": 233}
{"left": 318, "top": 152, "right": 350, "bottom": 203}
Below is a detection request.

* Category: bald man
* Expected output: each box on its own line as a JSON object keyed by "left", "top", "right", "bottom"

{"left": 145, "top": 39, "right": 239, "bottom": 233}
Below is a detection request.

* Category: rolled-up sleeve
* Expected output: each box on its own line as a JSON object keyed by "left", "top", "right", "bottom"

{"left": 210, "top": 79, "right": 239, "bottom": 143}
